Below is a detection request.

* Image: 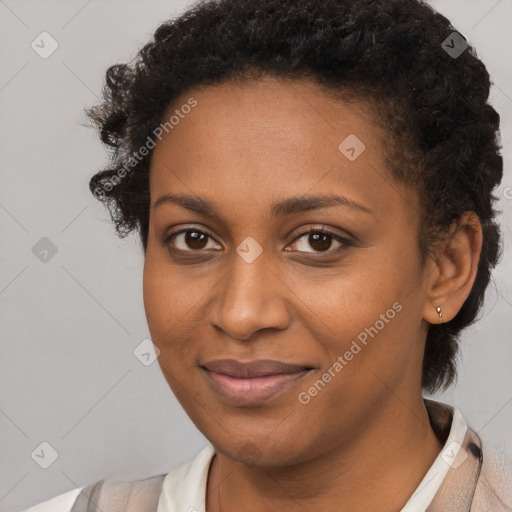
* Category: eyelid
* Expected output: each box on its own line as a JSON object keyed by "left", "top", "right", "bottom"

{"left": 290, "top": 224, "right": 352, "bottom": 242}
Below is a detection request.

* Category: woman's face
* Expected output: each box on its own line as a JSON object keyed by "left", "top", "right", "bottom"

{"left": 143, "top": 76, "right": 432, "bottom": 465}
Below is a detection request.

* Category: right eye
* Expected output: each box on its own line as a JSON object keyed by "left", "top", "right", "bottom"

{"left": 164, "top": 228, "right": 222, "bottom": 252}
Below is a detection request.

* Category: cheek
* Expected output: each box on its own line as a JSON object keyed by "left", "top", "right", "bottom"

{"left": 305, "top": 247, "right": 423, "bottom": 386}
{"left": 143, "top": 249, "right": 198, "bottom": 335}
{"left": 142, "top": 247, "right": 223, "bottom": 390}
{"left": 293, "top": 301, "right": 419, "bottom": 445}
{"left": 142, "top": 256, "right": 205, "bottom": 410}
{"left": 143, "top": 250, "right": 194, "bottom": 361}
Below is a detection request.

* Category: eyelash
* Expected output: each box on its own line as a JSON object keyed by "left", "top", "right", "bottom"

{"left": 161, "top": 225, "right": 353, "bottom": 256}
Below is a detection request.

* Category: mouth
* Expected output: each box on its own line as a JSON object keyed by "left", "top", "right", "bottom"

{"left": 201, "top": 359, "right": 314, "bottom": 406}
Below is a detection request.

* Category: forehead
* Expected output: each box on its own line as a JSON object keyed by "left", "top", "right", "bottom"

{"left": 152, "top": 76, "right": 383, "bottom": 159}
{"left": 149, "top": 76, "right": 412, "bottom": 220}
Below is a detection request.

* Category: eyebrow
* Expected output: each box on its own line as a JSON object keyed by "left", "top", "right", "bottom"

{"left": 153, "top": 193, "right": 373, "bottom": 218}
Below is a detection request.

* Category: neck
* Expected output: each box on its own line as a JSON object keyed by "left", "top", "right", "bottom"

{"left": 207, "top": 397, "right": 444, "bottom": 512}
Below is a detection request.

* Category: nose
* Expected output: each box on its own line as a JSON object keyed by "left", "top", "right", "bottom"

{"left": 207, "top": 249, "right": 291, "bottom": 341}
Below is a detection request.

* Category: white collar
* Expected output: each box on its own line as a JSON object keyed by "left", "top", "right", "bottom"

{"left": 157, "top": 400, "right": 467, "bottom": 512}
{"left": 157, "top": 441, "right": 215, "bottom": 512}
{"left": 401, "top": 404, "right": 468, "bottom": 511}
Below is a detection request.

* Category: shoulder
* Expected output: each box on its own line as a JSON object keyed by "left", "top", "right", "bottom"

{"left": 21, "top": 488, "right": 82, "bottom": 512}
{"left": 22, "top": 473, "right": 167, "bottom": 512}
{"left": 472, "top": 439, "right": 512, "bottom": 511}
{"left": 20, "top": 447, "right": 213, "bottom": 512}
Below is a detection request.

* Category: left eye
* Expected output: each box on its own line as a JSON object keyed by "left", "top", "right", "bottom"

{"left": 288, "top": 230, "right": 349, "bottom": 253}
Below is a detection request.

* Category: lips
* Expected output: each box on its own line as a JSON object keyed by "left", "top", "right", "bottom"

{"left": 202, "top": 359, "right": 311, "bottom": 378}
{"left": 201, "top": 359, "right": 313, "bottom": 406}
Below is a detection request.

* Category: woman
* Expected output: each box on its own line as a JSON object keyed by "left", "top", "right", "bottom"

{"left": 24, "top": 0, "right": 511, "bottom": 510}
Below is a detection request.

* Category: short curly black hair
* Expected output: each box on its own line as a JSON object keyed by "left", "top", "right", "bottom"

{"left": 86, "top": 0, "right": 502, "bottom": 393}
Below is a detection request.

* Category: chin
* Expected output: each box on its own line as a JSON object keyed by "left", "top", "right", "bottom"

{"left": 209, "top": 427, "right": 313, "bottom": 468}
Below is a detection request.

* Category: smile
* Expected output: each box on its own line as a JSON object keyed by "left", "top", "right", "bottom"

{"left": 201, "top": 359, "right": 313, "bottom": 406}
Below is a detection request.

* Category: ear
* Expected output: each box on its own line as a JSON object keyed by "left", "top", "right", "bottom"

{"left": 422, "top": 211, "right": 483, "bottom": 324}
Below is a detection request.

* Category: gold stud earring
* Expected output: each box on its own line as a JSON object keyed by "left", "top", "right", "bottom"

{"left": 436, "top": 306, "right": 443, "bottom": 323}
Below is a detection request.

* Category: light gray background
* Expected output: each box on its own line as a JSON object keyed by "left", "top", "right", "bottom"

{"left": 0, "top": 1, "right": 511, "bottom": 511}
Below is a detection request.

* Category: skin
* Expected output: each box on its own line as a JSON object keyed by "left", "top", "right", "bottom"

{"left": 143, "top": 76, "right": 482, "bottom": 511}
